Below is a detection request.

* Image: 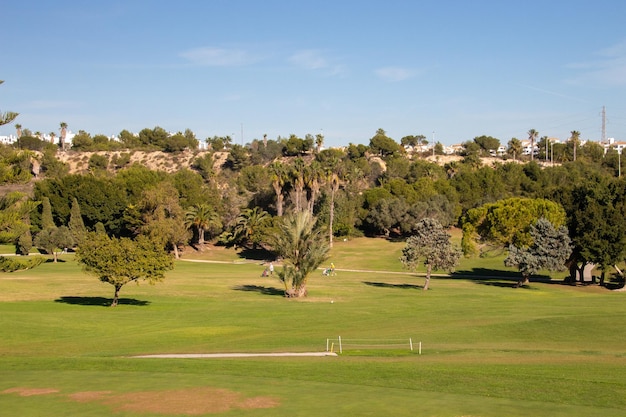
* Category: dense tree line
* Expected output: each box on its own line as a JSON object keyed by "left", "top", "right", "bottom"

{"left": 1, "top": 126, "right": 625, "bottom": 290}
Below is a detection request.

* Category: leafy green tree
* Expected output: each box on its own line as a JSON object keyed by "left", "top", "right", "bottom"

{"left": 17, "top": 135, "right": 46, "bottom": 151}
{"left": 76, "top": 233, "right": 174, "bottom": 306}
{"left": 561, "top": 178, "right": 626, "bottom": 284}
{"left": 171, "top": 168, "right": 217, "bottom": 208}
{"left": 473, "top": 135, "right": 500, "bottom": 155}
{"left": 224, "top": 144, "right": 250, "bottom": 171}
{"left": 461, "top": 197, "right": 566, "bottom": 254}
{"left": 272, "top": 211, "right": 329, "bottom": 297}
{"left": 504, "top": 218, "right": 571, "bottom": 287}
{"left": 119, "top": 129, "right": 141, "bottom": 148}
{"left": 40, "top": 148, "right": 69, "bottom": 179}
{"left": 34, "top": 226, "right": 74, "bottom": 262}
{"left": 282, "top": 134, "right": 313, "bottom": 156}
{"left": 69, "top": 130, "right": 93, "bottom": 151}
{"left": 163, "top": 133, "right": 190, "bottom": 153}
{"left": 136, "top": 183, "right": 189, "bottom": 259}
{"left": 369, "top": 128, "right": 403, "bottom": 158}
{"left": 0, "top": 192, "right": 38, "bottom": 244}
{"left": 400, "top": 218, "right": 461, "bottom": 290}
{"left": 191, "top": 153, "right": 215, "bottom": 181}
{"left": 35, "top": 175, "right": 128, "bottom": 235}
{"left": 88, "top": 153, "right": 109, "bottom": 172}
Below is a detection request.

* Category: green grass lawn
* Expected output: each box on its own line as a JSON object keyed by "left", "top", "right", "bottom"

{"left": 1, "top": 241, "right": 625, "bottom": 416}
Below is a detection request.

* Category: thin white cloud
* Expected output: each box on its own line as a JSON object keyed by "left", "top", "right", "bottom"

{"left": 289, "top": 50, "right": 328, "bottom": 70}
{"left": 566, "top": 40, "right": 626, "bottom": 87}
{"left": 180, "top": 47, "right": 260, "bottom": 67}
{"left": 25, "top": 100, "right": 79, "bottom": 110}
{"left": 374, "top": 66, "right": 416, "bottom": 82}
{"left": 517, "top": 84, "right": 589, "bottom": 103}
{"left": 288, "top": 49, "right": 346, "bottom": 76}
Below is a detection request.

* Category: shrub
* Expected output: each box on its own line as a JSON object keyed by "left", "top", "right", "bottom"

{"left": 0, "top": 255, "right": 46, "bottom": 272}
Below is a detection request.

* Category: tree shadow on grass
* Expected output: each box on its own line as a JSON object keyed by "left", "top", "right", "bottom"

{"left": 448, "top": 268, "right": 561, "bottom": 289}
{"left": 232, "top": 285, "right": 285, "bottom": 297}
{"left": 237, "top": 247, "right": 276, "bottom": 261}
{"left": 363, "top": 281, "right": 422, "bottom": 290}
{"left": 54, "top": 296, "right": 151, "bottom": 306}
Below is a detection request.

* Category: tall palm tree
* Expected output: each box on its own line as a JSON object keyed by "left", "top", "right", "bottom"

{"left": 570, "top": 130, "right": 580, "bottom": 162}
{"left": 184, "top": 204, "right": 221, "bottom": 246}
{"left": 59, "top": 122, "right": 68, "bottom": 151}
{"left": 233, "top": 207, "right": 270, "bottom": 248}
{"left": 269, "top": 161, "right": 287, "bottom": 216}
{"left": 327, "top": 172, "right": 340, "bottom": 248}
{"left": 272, "top": 211, "right": 329, "bottom": 298}
{"left": 14, "top": 124, "right": 22, "bottom": 149}
{"left": 315, "top": 133, "right": 324, "bottom": 153}
{"left": 291, "top": 157, "right": 306, "bottom": 212}
{"left": 527, "top": 129, "right": 538, "bottom": 161}
{"left": 304, "top": 161, "right": 324, "bottom": 215}
{"left": 49, "top": 132, "right": 56, "bottom": 144}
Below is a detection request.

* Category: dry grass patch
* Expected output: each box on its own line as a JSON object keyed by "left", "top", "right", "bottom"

{"left": 2, "top": 387, "right": 59, "bottom": 396}
{"left": 4, "top": 386, "right": 279, "bottom": 415}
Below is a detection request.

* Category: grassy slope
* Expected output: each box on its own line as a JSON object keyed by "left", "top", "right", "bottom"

{"left": 1, "top": 242, "right": 625, "bottom": 417}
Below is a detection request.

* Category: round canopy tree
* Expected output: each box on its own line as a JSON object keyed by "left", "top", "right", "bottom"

{"left": 76, "top": 233, "right": 174, "bottom": 306}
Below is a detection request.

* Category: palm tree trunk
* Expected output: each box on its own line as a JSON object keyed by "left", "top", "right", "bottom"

{"left": 329, "top": 190, "right": 335, "bottom": 248}
{"left": 198, "top": 227, "right": 205, "bottom": 245}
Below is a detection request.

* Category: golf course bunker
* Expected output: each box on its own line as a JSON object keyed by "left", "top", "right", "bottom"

{"left": 131, "top": 352, "right": 337, "bottom": 358}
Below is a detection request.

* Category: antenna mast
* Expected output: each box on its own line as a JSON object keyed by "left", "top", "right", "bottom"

{"left": 601, "top": 106, "right": 606, "bottom": 143}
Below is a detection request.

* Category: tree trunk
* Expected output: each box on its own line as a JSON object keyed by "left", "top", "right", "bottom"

{"left": 516, "top": 274, "right": 530, "bottom": 288}
{"left": 423, "top": 265, "right": 432, "bottom": 290}
{"left": 329, "top": 190, "right": 335, "bottom": 248}
{"left": 271, "top": 181, "right": 284, "bottom": 217}
{"left": 111, "top": 285, "right": 122, "bottom": 307}
{"left": 173, "top": 244, "right": 180, "bottom": 259}
{"left": 198, "top": 227, "right": 205, "bottom": 245}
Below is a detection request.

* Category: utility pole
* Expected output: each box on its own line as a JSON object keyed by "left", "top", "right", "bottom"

{"left": 601, "top": 106, "right": 606, "bottom": 143}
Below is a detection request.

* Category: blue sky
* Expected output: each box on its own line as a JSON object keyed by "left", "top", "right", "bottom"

{"left": 2, "top": 0, "right": 626, "bottom": 147}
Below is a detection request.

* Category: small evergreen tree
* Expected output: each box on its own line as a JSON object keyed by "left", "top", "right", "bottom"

{"left": 401, "top": 218, "right": 461, "bottom": 291}
{"left": 504, "top": 218, "right": 572, "bottom": 287}
{"left": 41, "top": 197, "right": 55, "bottom": 230}
{"left": 68, "top": 197, "right": 87, "bottom": 244}
{"left": 16, "top": 229, "right": 32, "bottom": 255}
